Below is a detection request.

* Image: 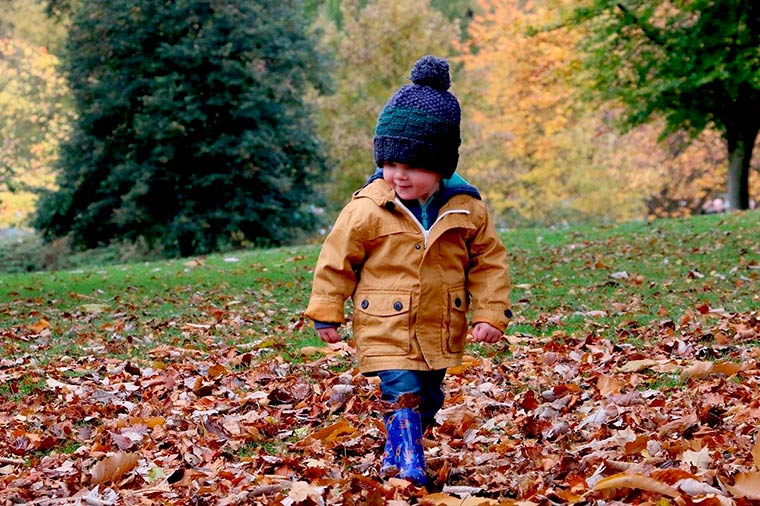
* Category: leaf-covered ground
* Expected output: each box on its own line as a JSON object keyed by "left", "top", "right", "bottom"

{"left": 1, "top": 312, "right": 759, "bottom": 505}
{"left": 1, "top": 212, "right": 759, "bottom": 505}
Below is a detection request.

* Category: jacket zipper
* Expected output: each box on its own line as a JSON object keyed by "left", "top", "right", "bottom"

{"left": 394, "top": 197, "right": 470, "bottom": 248}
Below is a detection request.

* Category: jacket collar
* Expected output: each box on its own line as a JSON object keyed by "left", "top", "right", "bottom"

{"left": 359, "top": 167, "right": 481, "bottom": 204}
{"left": 353, "top": 177, "right": 396, "bottom": 207}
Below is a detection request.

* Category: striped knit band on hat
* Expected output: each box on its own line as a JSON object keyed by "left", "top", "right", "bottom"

{"left": 374, "top": 55, "right": 461, "bottom": 179}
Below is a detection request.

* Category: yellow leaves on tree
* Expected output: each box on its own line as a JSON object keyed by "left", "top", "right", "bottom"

{"left": 457, "top": 0, "right": 738, "bottom": 225}
{"left": 458, "top": 0, "right": 600, "bottom": 224}
{"left": 0, "top": 1, "right": 73, "bottom": 226}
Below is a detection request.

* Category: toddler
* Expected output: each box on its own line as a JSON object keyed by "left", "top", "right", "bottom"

{"left": 305, "top": 55, "right": 512, "bottom": 486}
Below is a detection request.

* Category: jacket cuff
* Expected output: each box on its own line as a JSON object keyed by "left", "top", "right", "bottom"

{"left": 471, "top": 307, "right": 513, "bottom": 332}
{"left": 304, "top": 295, "right": 346, "bottom": 324}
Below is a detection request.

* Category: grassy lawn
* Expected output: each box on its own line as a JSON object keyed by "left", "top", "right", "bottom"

{"left": 1, "top": 210, "right": 758, "bottom": 362}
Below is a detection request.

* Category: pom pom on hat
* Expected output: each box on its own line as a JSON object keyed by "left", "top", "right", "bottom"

{"left": 410, "top": 55, "right": 451, "bottom": 90}
{"left": 374, "top": 55, "right": 461, "bottom": 179}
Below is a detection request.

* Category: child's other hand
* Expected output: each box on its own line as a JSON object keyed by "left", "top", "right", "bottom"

{"left": 470, "top": 322, "right": 503, "bottom": 344}
{"left": 317, "top": 327, "right": 341, "bottom": 344}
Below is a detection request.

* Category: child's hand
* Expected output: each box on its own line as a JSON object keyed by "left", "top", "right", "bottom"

{"left": 470, "top": 322, "right": 503, "bottom": 344}
{"left": 317, "top": 327, "right": 342, "bottom": 344}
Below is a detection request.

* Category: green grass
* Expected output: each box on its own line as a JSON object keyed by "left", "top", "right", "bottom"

{"left": 0, "top": 244, "right": 321, "bottom": 360}
{"left": 505, "top": 211, "right": 759, "bottom": 342}
{"left": 0, "top": 373, "right": 46, "bottom": 402}
{"left": 0, "top": 211, "right": 758, "bottom": 364}
{"left": 644, "top": 372, "right": 686, "bottom": 392}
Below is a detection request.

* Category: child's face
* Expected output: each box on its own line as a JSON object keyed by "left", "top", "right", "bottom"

{"left": 383, "top": 162, "right": 441, "bottom": 202}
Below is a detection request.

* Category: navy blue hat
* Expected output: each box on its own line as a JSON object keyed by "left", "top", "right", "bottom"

{"left": 374, "top": 55, "right": 461, "bottom": 178}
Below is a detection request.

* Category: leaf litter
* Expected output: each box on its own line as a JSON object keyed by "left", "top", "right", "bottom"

{"left": 1, "top": 308, "right": 758, "bottom": 504}
{"left": 1, "top": 214, "right": 759, "bottom": 504}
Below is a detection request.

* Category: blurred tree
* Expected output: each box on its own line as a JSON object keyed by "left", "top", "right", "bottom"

{"left": 34, "top": 0, "right": 332, "bottom": 256}
{"left": 0, "top": 0, "right": 80, "bottom": 20}
{"left": 311, "top": 0, "right": 460, "bottom": 214}
{"left": 304, "top": 0, "right": 475, "bottom": 31}
{"left": 0, "top": 0, "right": 71, "bottom": 226}
{"left": 41, "top": 0, "right": 77, "bottom": 19}
{"left": 431, "top": 0, "right": 477, "bottom": 34}
{"left": 571, "top": 0, "right": 760, "bottom": 211}
{"left": 459, "top": 0, "right": 656, "bottom": 226}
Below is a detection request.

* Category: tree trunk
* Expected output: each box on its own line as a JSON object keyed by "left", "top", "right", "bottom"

{"left": 725, "top": 124, "right": 758, "bottom": 211}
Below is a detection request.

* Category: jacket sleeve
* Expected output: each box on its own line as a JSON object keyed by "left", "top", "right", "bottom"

{"left": 304, "top": 203, "right": 367, "bottom": 324}
{"left": 466, "top": 204, "right": 512, "bottom": 331}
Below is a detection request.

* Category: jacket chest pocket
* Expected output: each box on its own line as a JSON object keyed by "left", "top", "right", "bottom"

{"left": 446, "top": 287, "right": 469, "bottom": 353}
{"left": 352, "top": 291, "right": 411, "bottom": 356}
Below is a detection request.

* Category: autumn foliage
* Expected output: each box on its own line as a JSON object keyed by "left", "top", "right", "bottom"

{"left": 3, "top": 0, "right": 760, "bottom": 237}
{"left": 455, "top": 0, "right": 759, "bottom": 227}
{"left": 0, "top": 30, "right": 72, "bottom": 226}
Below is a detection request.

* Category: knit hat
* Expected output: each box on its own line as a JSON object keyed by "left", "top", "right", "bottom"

{"left": 374, "top": 55, "right": 461, "bottom": 178}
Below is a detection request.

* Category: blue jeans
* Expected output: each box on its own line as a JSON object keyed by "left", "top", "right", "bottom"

{"left": 378, "top": 369, "right": 446, "bottom": 430}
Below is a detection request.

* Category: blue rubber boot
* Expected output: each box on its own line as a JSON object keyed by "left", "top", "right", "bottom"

{"left": 383, "top": 408, "right": 427, "bottom": 486}
{"left": 380, "top": 434, "right": 397, "bottom": 477}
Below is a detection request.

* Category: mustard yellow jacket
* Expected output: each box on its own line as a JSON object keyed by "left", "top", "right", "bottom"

{"left": 304, "top": 178, "right": 512, "bottom": 374}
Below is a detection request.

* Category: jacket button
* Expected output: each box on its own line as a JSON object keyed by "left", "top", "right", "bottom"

{"left": 454, "top": 297, "right": 462, "bottom": 308}
{"left": 393, "top": 301, "right": 403, "bottom": 311}
{"left": 361, "top": 300, "right": 369, "bottom": 309}
{"left": 504, "top": 309, "right": 513, "bottom": 318}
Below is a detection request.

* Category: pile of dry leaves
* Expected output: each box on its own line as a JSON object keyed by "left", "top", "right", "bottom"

{"left": 1, "top": 309, "right": 759, "bottom": 505}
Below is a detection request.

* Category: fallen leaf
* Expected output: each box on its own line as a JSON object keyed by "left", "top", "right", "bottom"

{"left": 26, "top": 319, "right": 50, "bottom": 333}
{"left": 682, "top": 447, "right": 711, "bottom": 469}
{"left": 447, "top": 356, "right": 480, "bottom": 375}
{"left": 578, "top": 407, "right": 607, "bottom": 429}
{"left": 421, "top": 493, "right": 500, "bottom": 505}
{"left": 90, "top": 452, "right": 139, "bottom": 485}
{"left": 285, "top": 480, "right": 326, "bottom": 503}
{"left": 616, "top": 359, "right": 660, "bottom": 373}
{"left": 206, "top": 363, "right": 229, "bottom": 379}
{"left": 675, "top": 478, "right": 725, "bottom": 496}
{"left": 597, "top": 374, "right": 623, "bottom": 396}
{"left": 302, "top": 420, "right": 357, "bottom": 447}
{"left": 441, "top": 485, "right": 484, "bottom": 497}
{"left": 680, "top": 361, "right": 715, "bottom": 380}
{"left": 81, "top": 303, "right": 109, "bottom": 313}
{"left": 711, "top": 361, "right": 745, "bottom": 376}
{"left": 591, "top": 472, "right": 679, "bottom": 498}
{"left": 299, "top": 346, "right": 325, "bottom": 356}
{"left": 328, "top": 384, "right": 354, "bottom": 409}
{"left": 725, "top": 471, "right": 760, "bottom": 500}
